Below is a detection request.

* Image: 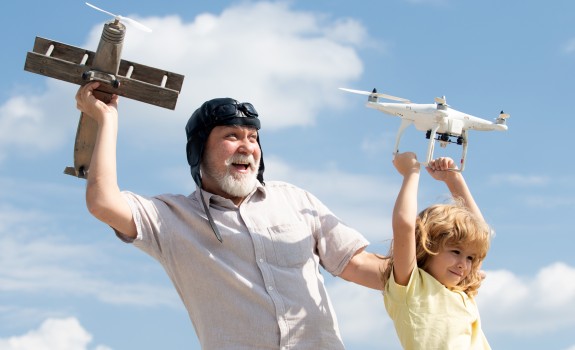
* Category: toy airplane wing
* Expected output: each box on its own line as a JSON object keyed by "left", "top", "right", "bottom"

{"left": 24, "top": 37, "right": 184, "bottom": 110}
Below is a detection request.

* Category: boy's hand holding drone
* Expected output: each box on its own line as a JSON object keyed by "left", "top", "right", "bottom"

{"left": 425, "top": 157, "right": 461, "bottom": 182}
{"left": 427, "top": 156, "right": 456, "bottom": 171}
{"left": 393, "top": 152, "right": 421, "bottom": 177}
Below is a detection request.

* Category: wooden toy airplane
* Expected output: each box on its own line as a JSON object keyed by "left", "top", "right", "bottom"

{"left": 24, "top": 3, "right": 185, "bottom": 178}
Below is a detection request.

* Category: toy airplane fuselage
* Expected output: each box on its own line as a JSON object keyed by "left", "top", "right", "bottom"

{"left": 341, "top": 88, "right": 509, "bottom": 171}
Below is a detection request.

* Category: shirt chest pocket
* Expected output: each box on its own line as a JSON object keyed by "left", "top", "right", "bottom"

{"left": 267, "top": 222, "right": 314, "bottom": 268}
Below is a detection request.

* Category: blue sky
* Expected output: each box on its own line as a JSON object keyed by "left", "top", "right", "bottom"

{"left": 1, "top": 0, "right": 574, "bottom": 349}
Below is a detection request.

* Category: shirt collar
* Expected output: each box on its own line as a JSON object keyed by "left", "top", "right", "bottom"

{"left": 193, "top": 181, "right": 267, "bottom": 207}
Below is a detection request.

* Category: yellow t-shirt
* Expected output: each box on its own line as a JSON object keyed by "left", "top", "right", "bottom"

{"left": 384, "top": 268, "right": 491, "bottom": 350}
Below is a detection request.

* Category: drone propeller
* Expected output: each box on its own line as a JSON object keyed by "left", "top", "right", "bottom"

{"left": 339, "top": 87, "right": 410, "bottom": 103}
{"left": 434, "top": 96, "right": 447, "bottom": 105}
{"left": 495, "top": 110, "right": 510, "bottom": 125}
{"left": 86, "top": 2, "right": 152, "bottom": 32}
{"left": 434, "top": 95, "right": 449, "bottom": 110}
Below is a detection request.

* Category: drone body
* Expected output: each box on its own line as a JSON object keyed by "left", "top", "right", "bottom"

{"left": 340, "top": 88, "right": 509, "bottom": 171}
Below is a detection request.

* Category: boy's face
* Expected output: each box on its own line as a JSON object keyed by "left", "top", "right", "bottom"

{"left": 426, "top": 244, "right": 479, "bottom": 288}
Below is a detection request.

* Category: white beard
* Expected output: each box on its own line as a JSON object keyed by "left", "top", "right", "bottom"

{"left": 203, "top": 154, "right": 260, "bottom": 198}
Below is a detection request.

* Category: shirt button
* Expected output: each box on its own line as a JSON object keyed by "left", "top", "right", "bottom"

{"left": 268, "top": 286, "right": 274, "bottom": 291}
{"left": 259, "top": 258, "right": 264, "bottom": 263}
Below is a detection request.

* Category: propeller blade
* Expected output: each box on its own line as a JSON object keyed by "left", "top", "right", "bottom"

{"left": 86, "top": 2, "right": 116, "bottom": 18}
{"left": 434, "top": 96, "right": 447, "bottom": 105}
{"left": 85, "top": 2, "right": 153, "bottom": 32}
{"left": 119, "top": 16, "right": 152, "bottom": 32}
{"left": 339, "top": 87, "right": 372, "bottom": 95}
{"left": 339, "top": 87, "right": 410, "bottom": 103}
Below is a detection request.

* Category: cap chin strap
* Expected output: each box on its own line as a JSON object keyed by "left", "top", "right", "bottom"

{"left": 199, "top": 187, "right": 223, "bottom": 243}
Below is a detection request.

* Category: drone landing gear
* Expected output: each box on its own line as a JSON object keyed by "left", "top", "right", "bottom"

{"left": 423, "top": 128, "right": 468, "bottom": 172}
{"left": 426, "top": 130, "right": 463, "bottom": 145}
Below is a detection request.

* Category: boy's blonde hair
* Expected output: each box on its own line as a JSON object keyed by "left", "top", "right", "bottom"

{"left": 381, "top": 201, "right": 491, "bottom": 297}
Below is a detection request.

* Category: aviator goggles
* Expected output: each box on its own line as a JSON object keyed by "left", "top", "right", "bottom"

{"left": 211, "top": 102, "right": 259, "bottom": 123}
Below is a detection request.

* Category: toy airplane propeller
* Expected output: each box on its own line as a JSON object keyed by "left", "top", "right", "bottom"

{"left": 340, "top": 87, "right": 509, "bottom": 171}
{"left": 24, "top": 3, "right": 185, "bottom": 178}
{"left": 85, "top": 2, "right": 153, "bottom": 33}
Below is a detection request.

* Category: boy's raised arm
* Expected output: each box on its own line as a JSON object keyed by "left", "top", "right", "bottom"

{"left": 425, "top": 157, "right": 484, "bottom": 222}
{"left": 390, "top": 152, "right": 421, "bottom": 286}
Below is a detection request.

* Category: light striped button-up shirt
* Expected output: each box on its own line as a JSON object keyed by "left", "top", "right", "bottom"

{"left": 118, "top": 180, "right": 369, "bottom": 349}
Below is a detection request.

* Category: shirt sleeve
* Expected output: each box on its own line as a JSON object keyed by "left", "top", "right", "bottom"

{"left": 114, "top": 191, "right": 166, "bottom": 263}
{"left": 305, "top": 191, "right": 369, "bottom": 276}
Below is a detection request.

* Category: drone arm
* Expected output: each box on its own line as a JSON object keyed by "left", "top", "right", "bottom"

{"left": 459, "top": 130, "right": 468, "bottom": 172}
{"left": 393, "top": 119, "right": 413, "bottom": 158}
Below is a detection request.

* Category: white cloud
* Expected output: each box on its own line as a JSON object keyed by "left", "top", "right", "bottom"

{"left": 485, "top": 173, "right": 574, "bottom": 210}
{"left": 0, "top": 81, "right": 77, "bottom": 157}
{"left": 477, "top": 262, "right": 575, "bottom": 334}
{"left": 0, "top": 317, "right": 111, "bottom": 350}
{"left": 523, "top": 196, "right": 575, "bottom": 209}
{"left": 4, "top": 2, "right": 369, "bottom": 161}
{"left": 327, "top": 279, "right": 401, "bottom": 349}
{"left": 112, "top": 1, "right": 367, "bottom": 130}
{"left": 0, "top": 204, "right": 179, "bottom": 308}
{"left": 0, "top": 238, "right": 179, "bottom": 307}
{"left": 488, "top": 173, "right": 549, "bottom": 187}
{"left": 536, "top": 263, "right": 575, "bottom": 308}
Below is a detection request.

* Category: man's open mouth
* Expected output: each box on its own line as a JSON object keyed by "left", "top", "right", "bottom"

{"left": 233, "top": 163, "right": 250, "bottom": 170}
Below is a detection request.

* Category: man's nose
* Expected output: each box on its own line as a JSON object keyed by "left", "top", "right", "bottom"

{"left": 238, "top": 138, "right": 256, "bottom": 154}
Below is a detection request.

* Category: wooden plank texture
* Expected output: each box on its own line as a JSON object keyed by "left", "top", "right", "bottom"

{"left": 25, "top": 37, "right": 185, "bottom": 110}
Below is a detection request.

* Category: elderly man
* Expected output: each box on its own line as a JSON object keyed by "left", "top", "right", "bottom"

{"left": 75, "top": 82, "right": 384, "bottom": 350}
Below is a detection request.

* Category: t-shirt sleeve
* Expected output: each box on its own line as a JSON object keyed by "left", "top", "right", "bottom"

{"left": 384, "top": 267, "right": 423, "bottom": 306}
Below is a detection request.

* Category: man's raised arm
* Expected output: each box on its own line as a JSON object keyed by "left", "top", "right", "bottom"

{"left": 75, "top": 82, "right": 137, "bottom": 239}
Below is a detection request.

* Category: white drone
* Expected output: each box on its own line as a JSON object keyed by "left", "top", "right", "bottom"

{"left": 340, "top": 87, "right": 509, "bottom": 171}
